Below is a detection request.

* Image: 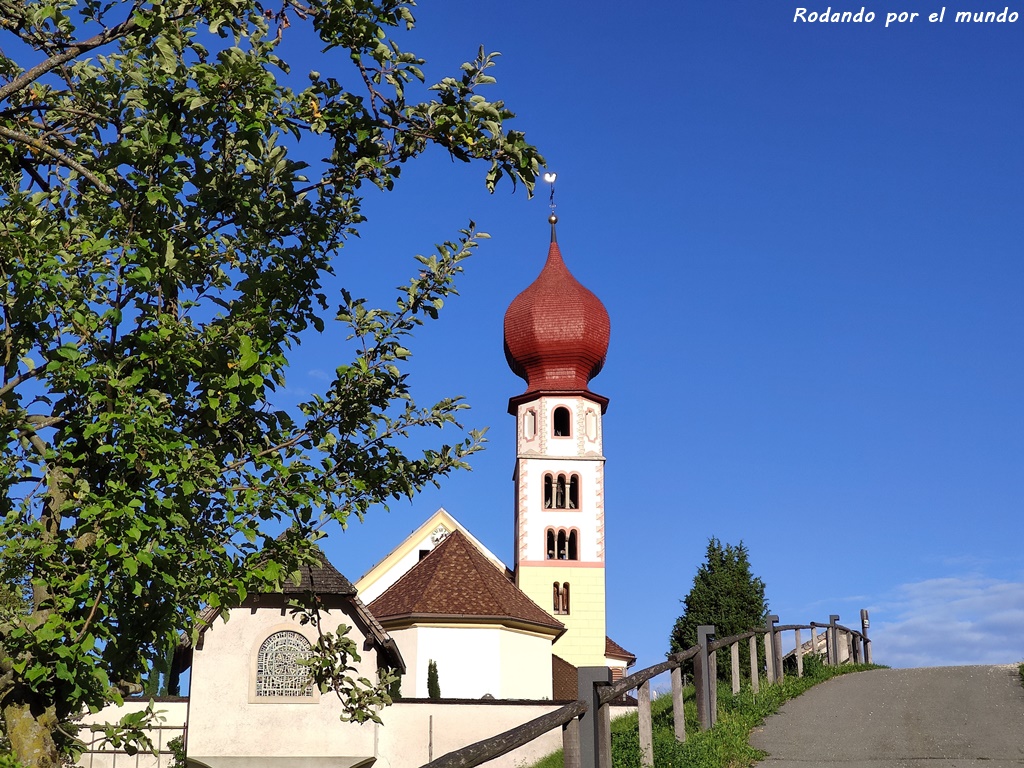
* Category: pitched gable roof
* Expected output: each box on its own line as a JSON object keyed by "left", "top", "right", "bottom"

{"left": 605, "top": 636, "right": 637, "bottom": 666}
{"left": 354, "top": 508, "right": 508, "bottom": 603}
{"left": 368, "top": 530, "right": 564, "bottom": 636}
{"left": 180, "top": 544, "right": 404, "bottom": 673}
{"left": 552, "top": 654, "right": 579, "bottom": 701}
{"left": 282, "top": 546, "right": 357, "bottom": 596}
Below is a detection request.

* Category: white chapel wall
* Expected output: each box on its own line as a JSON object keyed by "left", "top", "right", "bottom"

{"left": 186, "top": 604, "right": 379, "bottom": 764}
{"left": 77, "top": 700, "right": 187, "bottom": 768}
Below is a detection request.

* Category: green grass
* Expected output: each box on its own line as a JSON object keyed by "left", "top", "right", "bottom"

{"left": 530, "top": 663, "right": 883, "bottom": 768}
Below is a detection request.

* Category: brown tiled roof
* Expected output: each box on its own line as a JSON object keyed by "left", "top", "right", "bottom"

{"left": 282, "top": 546, "right": 357, "bottom": 596}
{"left": 552, "top": 655, "right": 578, "bottom": 701}
{"left": 368, "top": 530, "right": 564, "bottom": 634}
{"left": 605, "top": 636, "right": 637, "bottom": 665}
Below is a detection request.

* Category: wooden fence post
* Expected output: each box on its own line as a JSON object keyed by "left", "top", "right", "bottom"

{"left": 670, "top": 664, "right": 686, "bottom": 743}
{"left": 710, "top": 647, "right": 718, "bottom": 727}
{"left": 748, "top": 634, "right": 759, "bottom": 694}
{"left": 764, "top": 615, "right": 779, "bottom": 683}
{"left": 596, "top": 693, "right": 612, "bottom": 768}
{"left": 861, "top": 608, "right": 872, "bottom": 665}
{"left": 794, "top": 628, "right": 803, "bottom": 677}
{"left": 563, "top": 716, "right": 582, "bottom": 768}
{"left": 695, "top": 625, "right": 715, "bottom": 731}
{"left": 829, "top": 615, "right": 839, "bottom": 666}
{"left": 774, "top": 621, "right": 784, "bottom": 683}
{"left": 730, "top": 642, "right": 740, "bottom": 695}
{"left": 638, "top": 680, "right": 653, "bottom": 768}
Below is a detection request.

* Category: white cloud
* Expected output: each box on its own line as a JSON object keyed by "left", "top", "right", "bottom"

{"left": 870, "top": 575, "right": 1024, "bottom": 668}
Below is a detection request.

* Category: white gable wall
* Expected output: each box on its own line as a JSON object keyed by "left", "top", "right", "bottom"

{"left": 187, "top": 603, "right": 380, "bottom": 766}
{"left": 388, "top": 625, "right": 552, "bottom": 700}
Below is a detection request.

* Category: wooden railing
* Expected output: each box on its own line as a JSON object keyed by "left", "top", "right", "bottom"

{"left": 420, "top": 610, "right": 873, "bottom": 768}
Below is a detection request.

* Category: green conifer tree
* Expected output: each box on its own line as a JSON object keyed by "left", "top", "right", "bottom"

{"left": 669, "top": 538, "right": 769, "bottom": 679}
{"left": 427, "top": 660, "right": 441, "bottom": 700}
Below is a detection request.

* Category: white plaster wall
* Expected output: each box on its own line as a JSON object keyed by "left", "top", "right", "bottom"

{"left": 389, "top": 625, "right": 552, "bottom": 700}
{"left": 376, "top": 702, "right": 563, "bottom": 768}
{"left": 410, "top": 626, "right": 502, "bottom": 699}
{"left": 186, "top": 604, "right": 380, "bottom": 763}
{"left": 515, "top": 396, "right": 603, "bottom": 457}
{"left": 499, "top": 630, "right": 554, "bottom": 699}
{"left": 516, "top": 457, "right": 604, "bottom": 564}
{"left": 77, "top": 700, "right": 188, "bottom": 768}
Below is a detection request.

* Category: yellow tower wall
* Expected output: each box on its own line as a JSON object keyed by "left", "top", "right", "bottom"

{"left": 517, "top": 565, "right": 606, "bottom": 667}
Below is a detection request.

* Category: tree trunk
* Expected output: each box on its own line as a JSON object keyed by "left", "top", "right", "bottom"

{"left": 3, "top": 699, "right": 62, "bottom": 768}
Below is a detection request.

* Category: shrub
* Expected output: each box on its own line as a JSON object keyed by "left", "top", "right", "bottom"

{"left": 427, "top": 660, "right": 441, "bottom": 700}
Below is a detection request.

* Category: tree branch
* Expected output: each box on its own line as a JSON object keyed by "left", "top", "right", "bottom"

{"left": 0, "top": 11, "right": 141, "bottom": 104}
{"left": 0, "top": 126, "right": 113, "bottom": 194}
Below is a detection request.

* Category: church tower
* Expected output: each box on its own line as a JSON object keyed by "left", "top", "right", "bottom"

{"left": 503, "top": 214, "right": 611, "bottom": 667}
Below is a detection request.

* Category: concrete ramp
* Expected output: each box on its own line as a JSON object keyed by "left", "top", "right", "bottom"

{"left": 751, "top": 665, "right": 1024, "bottom": 767}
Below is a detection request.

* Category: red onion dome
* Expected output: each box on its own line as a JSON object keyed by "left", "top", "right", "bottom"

{"left": 503, "top": 220, "right": 610, "bottom": 393}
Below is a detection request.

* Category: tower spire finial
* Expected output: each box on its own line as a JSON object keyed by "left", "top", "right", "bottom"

{"left": 543, "top": 171, "right": 557, "bottom": 243}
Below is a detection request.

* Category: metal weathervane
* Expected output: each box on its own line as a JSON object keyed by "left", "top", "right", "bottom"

{"left": 543, "top": 171, "right": 557, "bottom": 226}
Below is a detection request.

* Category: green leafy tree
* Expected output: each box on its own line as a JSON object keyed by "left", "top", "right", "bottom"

{"left": 426, "top": 659, "right": 440, "bottom": 700}
{"left": 669, "top": 539, "right": 769, "bottom": 679}
{"left": 0, "top": 1, "right": 543, "bottom": 765}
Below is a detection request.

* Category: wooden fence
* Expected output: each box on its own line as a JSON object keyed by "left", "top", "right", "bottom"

{"left": 420, "top": 610, "right": 873, "bottom": 768}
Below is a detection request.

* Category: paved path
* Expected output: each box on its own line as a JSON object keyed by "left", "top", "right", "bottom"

{"left": 750, "top": 665, "right": 1024, "bottom": 767}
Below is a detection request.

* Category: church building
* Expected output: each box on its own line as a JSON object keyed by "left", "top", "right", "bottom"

{"left": 79, "top": 215, "right": 635, "bottom": 768}
{"left": 352, "top": 212, "right": 633, "bottom": 698}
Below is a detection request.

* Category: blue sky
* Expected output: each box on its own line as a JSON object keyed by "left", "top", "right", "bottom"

{"left": 274, "top": 0, "right": 1023, "bottom": 672}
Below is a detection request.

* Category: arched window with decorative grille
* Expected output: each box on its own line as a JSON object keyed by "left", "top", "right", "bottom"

{"left": 255, "top": 631, "right": 314, "bottom": 698}
{"left": 546, "top": 529, "right": 556, "bottom": 560}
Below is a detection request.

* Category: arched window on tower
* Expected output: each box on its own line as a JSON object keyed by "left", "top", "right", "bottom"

{"left": 553, "top": 582, "right": 570, "bottom": 615}
{"left": 553, "top": 406, "right": 571, "bottom": 437}
{"left": 546, "top": 527, "right": 579, "bottom": 561}
{"left": 543, "top": 473, "right": 581, "bottom": 510}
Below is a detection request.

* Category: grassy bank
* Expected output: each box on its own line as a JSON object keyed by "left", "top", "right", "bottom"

{"left": 532, "top": 661, "right": 883, "bottom": 768}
